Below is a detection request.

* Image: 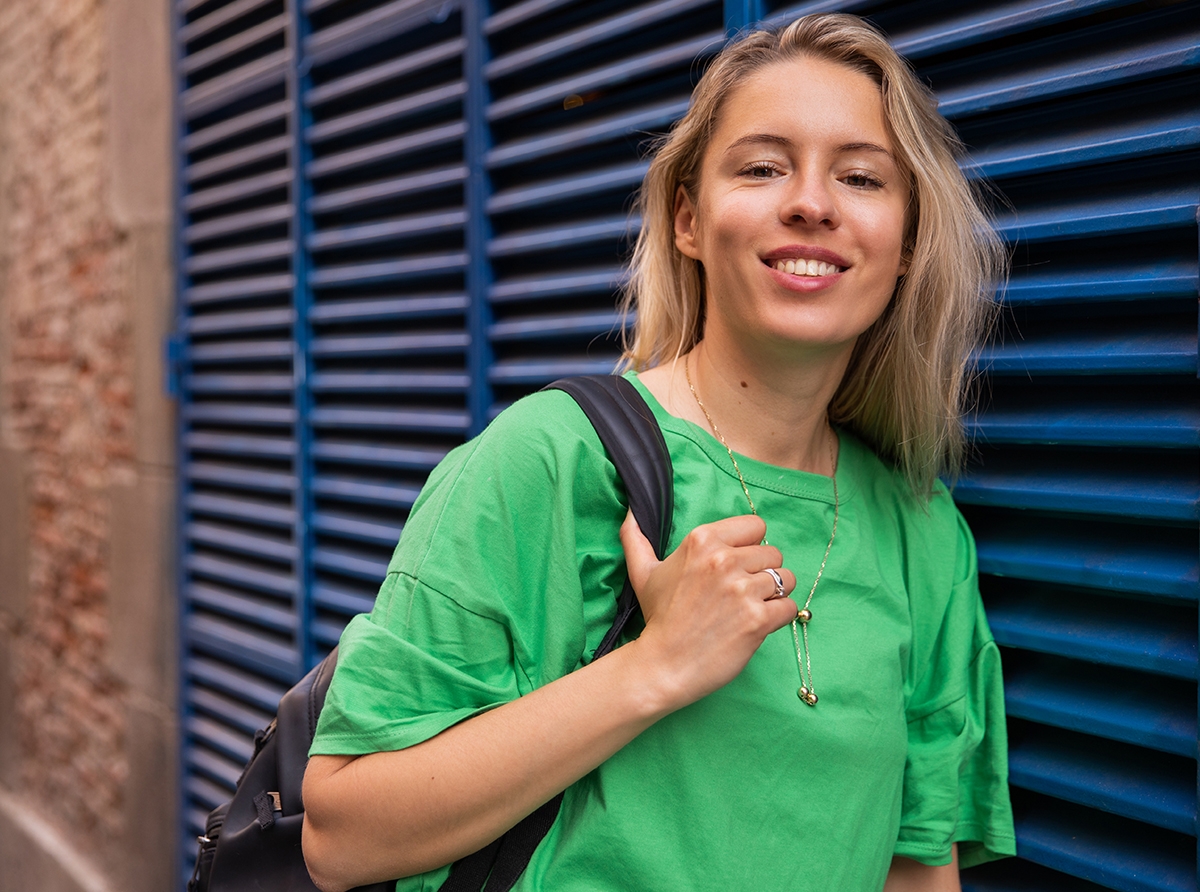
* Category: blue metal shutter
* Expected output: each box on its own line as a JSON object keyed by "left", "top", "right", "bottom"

{"left": 481, "top": 0, "right": 725, "bottom": 406}
{"left": 173, "top": 0, "right": 298, "bottom": 875}
{"left": 172, "top": 0, "right": 472, "bottom": 879}
{"left": 772, "top": 0, "right": 1200, "bottom": 888}
{"left": 301, "top": 0, "right": 470, "bottom": 656}
{"left": 173, "top": 0, "right": 1199, "bottom": 887}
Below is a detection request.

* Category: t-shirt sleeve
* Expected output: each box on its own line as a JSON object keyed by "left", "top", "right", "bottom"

{"left": 309, "top": 389, "right": 628, "bottom": 757}
{"left": 893, "top": 506, "right": 1016, "bottom": 869}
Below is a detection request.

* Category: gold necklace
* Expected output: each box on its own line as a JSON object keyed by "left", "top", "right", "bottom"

{"left": 684, "top": 354, "right": 838, "bottom": 707}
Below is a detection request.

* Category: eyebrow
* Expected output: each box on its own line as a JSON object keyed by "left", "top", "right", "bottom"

{"left": 725, "top": 133, "right": 895, "bottom": 159}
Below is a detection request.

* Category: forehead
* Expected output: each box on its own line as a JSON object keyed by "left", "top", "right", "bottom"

{"left": 708, "top": 55, "right": 892, "bottom": 155}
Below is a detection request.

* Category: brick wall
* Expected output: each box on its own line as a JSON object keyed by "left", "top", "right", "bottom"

{"left": 0, "top": 0, "right": 175, "bottom": 889}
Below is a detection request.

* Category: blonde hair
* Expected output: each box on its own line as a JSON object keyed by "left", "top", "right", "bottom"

{"left": 619, "top": 13, "right": 1005, "bottom": 497}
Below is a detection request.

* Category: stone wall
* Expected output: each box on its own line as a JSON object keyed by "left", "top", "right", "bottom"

{"left": 0, "top": 0, "right": 175, "bottom": 889}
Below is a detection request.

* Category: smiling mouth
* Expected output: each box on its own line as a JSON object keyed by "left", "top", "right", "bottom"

{"left": 768, "top": 258, "right": 845, "bottom": 277}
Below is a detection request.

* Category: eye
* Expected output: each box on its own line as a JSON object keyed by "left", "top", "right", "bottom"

{"left": 843, "top": 171, "right": 885, "bottom": 189}
{"left": 738, "top": 161, "right": 782, "bottom": 179}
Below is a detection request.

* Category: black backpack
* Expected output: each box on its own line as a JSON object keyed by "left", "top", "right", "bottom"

{"left": 189, "top": 375, "right": 674, "bottom": 892}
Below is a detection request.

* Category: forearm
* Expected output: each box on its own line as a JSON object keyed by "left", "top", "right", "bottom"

{"left": 883, "top": 845, "right": 960, "bottom": 892}
{"left": 304, "top": 513, "right": 799, "bottom": 892}
{"left": 302, "top": 637, "right": 675, "bottom": 891}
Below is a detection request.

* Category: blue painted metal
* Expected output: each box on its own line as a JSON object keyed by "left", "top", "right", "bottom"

{"left": 184, "top": 205, "right": 294, "bottom": 242}
{"left": 965, "top": 109, "right": 1200, "bottom": 181}
{"left": 987, "top": 592, "right": 1198, "bottom": 679}
{"left": 304, "top": 0, "right": 461, "bottom": 64}
{"left": 465, "top": 0, "right": 494, "bottom": 436}
{"left": 179, "top": 49, "right": 292, "bottom": 120}
{"left": 486, "top": 33, "right": 723, "bottom": 121}
{"left": 185, "top": 240, "right": 295, "bottom": 274}
{"left": 1005, "top": 661, "right": 1197, "bottom": 757}
{"left": 1007, "top": 728, "right": 1197, "bottom": 835}
{"left": 310, "top": 441, "right": 449, "bottom": 468}
{"left": 310, "top": 406, "right": 470, "bottom": 432}
{"left": 1014, "top": 797, "right": 1196, "bottom": 892}
{"left": 936, "top": 29, "right": 1200, "bottom": 120}
{"left": 892, "top": 0, "right": 1141, "bottom": 59}
{"left": 976, "top": 329, "right": 1198, "bottom": 376}
{"left": 288, "top": 0, "right": 317, "bottom": 680}
{"left": 308, "top": 125, "right": 469, "bottom": 179}
{"left": 975, "top": 522, "right": 1199, "bottom": 599}
{"left": 185, "top": 274, "right": 296, "bottom": 306}
{"left": 306, "top": 82, "right": 467, "bottom": 143}
{"left": 311, "top": 371, "right": 470, "bottom": 393}
{"left": 763, "top": 0, "right": 872, "bottom": 27}
{"left": 180, "top": 15, "right": 288, "bottom": 75}
{"left": 1003, "top": 260, "right": 1198, "bottom": 306}
{"left": 305, "top": 40, "right": 466, "bottom": 107}
{"left": 314, "top": 207, "right": 463, "bottom": 249}
{"left": 309, "top": 255, "right": 468, "bottom": 287}
{"left": 173, "top": 1, "right": 1200, "bottom": 887}
{"left": 488, "top": 216, "right": 640, "bottom": 257}
{"left": 972, "top": 404, "right": 1200, "bottom": 449}
{"left": 954, "top": 466, "right": 1199, "bottom": 522}
{"left": 724, "top": 0, "right": 762, "bottom": 33}
{"left": 313, "top": 580, "right": 379, "bottom": 616}
{"left": 181, "top": 100, "right": 290, "bottom": 152}
{"left": 306, "top": 294, "right": 469, "bottom": 322}
{"left": 487, "top": 161, "right": 649, "bottom": 213}
{"left": 486, "top": 0, "right": 713, "bottom": 79}
{"left": 187, "top": 308, "right": 297, "bottom": 335}
{"left": 185, "top": 135, "right": 292, "bottom": 182}
{"left": 992, "top": 189, "right": 1198, "bottom": 242}
{"left": 486, "top": 100, "right": 690, "bottom": 169}
{"left": 308, "top": 165, "right": 468, "bottom": 214}
{"left": 489, "top": 310, "right": 621, "bottom": 341}
{"left": 311, "top": 331, "right": 469, "bottom": 356}
{"left": 184, "top": 169, "right": 293, "bottom": 211}
{"left": 488, "top": 267, "right": 627, "bottom": 303}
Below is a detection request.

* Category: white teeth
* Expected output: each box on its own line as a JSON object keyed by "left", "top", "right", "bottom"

{"left": 772, "top": 259, "right": 841, "bottom": 276}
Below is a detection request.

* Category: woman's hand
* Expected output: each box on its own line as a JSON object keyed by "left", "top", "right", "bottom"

{"left": 619, "top": 511, "right": 800, "bottom": 711}
{"left": 303, "top": 513, "right": 803, "bottom": 890}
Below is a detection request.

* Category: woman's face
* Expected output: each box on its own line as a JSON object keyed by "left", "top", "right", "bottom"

{"left": 675, "top": 55, "right": 910, "bottom": 360}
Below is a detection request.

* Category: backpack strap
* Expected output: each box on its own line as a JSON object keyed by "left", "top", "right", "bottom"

{"left": 547, "top": 374, "right": 674, "bottom": 659}
{"left": 441, "top": 374, "right": 674, "bottom": 892}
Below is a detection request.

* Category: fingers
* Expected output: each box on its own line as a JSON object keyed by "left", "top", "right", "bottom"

{"left": 764, "top": 596, "right": 804, "bottom": 633}
{"left": 619, "top": 510, "right": 659, "bottom": 594}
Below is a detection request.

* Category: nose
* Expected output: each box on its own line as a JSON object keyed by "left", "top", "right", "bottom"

{"left": 780, "top": 168, "right": 839, "bottom": 228}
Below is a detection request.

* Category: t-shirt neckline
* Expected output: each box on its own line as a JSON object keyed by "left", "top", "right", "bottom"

{"left": 623, "top": 370, "right": 857, "bottom": 506}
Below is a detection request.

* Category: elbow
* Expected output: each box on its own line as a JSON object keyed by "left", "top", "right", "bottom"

{"left": 302, "top": 813, "right": 349, "bottom": 892}
{"left": 302, "top": 756, "right": 359, "bottom": 892}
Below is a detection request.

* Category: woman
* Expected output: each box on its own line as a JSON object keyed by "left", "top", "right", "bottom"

{"left": 302, "top": 14, "right": 1015, "bottom": 892}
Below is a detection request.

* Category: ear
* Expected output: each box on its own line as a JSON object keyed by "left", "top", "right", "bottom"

{"left": 674, "top": 185, "right": 702, "bottom": 260}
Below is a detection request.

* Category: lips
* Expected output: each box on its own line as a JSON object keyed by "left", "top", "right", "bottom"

{"left": 770, "top": 258, "right": 841, "bottom": 277}
{"left": 761, "top": 245, "right": 850, "bottom": 279}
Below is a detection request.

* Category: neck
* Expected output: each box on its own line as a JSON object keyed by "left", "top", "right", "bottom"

{"left": 659, "top": 336, "right": 849, "bottom": 475}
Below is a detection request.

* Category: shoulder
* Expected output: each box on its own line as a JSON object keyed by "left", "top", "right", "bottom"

{"left": 480, "top": 387, "right": 610, "bottom": 461}
{"left": 842, "top": 433, "right": 968, "bottom": 559}
{"left": 415, "top": 388, "right": 612, "bottom": 508}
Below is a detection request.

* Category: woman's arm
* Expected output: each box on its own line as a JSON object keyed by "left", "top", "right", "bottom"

{"left": 302, "top": 513, "right": 799, "bottom": 892}
{"left": 883, "top": 846, "right": 960, "bottom": 892}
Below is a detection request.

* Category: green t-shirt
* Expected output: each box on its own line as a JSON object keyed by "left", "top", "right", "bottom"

{"left": 311, "top": 372, "right": 1016, "bottom": 891}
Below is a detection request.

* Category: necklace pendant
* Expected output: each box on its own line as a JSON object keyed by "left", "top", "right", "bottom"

{"left": 797, "top": 608, "right": 812, "bottom": 623}
{"left": 798, "top": 686, "right": 818, "bottom": 706}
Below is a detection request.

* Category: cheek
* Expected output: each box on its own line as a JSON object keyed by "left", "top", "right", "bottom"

{"left": 862, "top": 206, "right": 909, "bottom": 274}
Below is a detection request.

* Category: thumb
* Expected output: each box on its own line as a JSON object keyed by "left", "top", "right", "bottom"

{"left": 619, "top": 509, "right": 659, "bottom": 593}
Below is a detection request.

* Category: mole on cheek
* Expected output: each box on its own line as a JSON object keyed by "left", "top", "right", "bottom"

{"left": 740, "top": 381, "right": 748, "bottom": 388}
